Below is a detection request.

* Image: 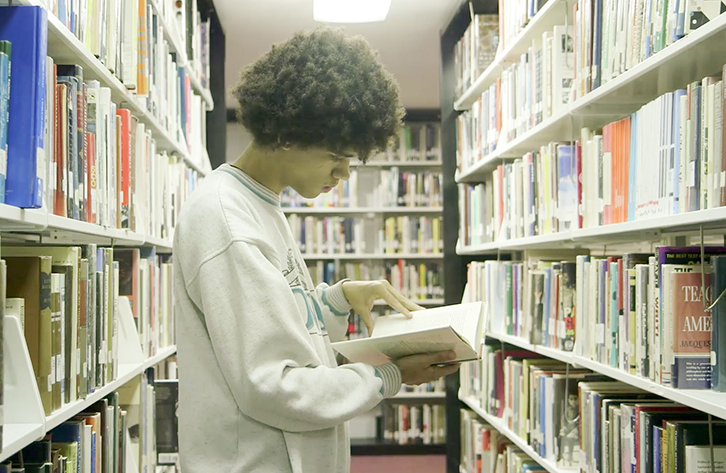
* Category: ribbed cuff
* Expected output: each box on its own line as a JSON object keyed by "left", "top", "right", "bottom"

{"left": 374, "top": 362, "right": 402, "bottom": 398}
{"left": 322, "top": 280, "right": 352, "bottom": 316}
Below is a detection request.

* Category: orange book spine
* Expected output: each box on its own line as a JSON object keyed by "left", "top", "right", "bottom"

{"left": 116, "top": 109, "right": 132, "bottom": 229}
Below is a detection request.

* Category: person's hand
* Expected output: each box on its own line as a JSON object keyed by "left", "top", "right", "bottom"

{"left": 342, "top": 280, "right": 425, "bottom": 334}
{"left": 392, "top": 351, "right": 460, "bottom": 385}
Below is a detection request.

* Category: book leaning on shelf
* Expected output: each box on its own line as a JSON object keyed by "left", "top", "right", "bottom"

{"left": 331, "top": 301, "right": 484, "bottom": 366}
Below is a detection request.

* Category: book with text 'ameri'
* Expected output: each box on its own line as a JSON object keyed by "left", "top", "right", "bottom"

{"left": 331, "top": 301, "right": 483, "bottom": 366}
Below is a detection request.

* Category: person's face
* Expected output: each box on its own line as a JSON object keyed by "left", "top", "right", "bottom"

{"left": 283, "top": 146, "right": 353, "bottom": 199}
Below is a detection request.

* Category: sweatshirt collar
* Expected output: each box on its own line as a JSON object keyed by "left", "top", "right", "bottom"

{"left": 219, "top": 164, "right": 281, "bottom": 207}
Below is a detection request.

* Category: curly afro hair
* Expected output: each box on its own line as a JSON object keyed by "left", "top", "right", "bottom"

{"left": 233, "top": 27, "right": 405, "bottom": 162}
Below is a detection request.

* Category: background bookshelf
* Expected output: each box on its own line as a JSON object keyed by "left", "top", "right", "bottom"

{"left": 441, "top": 1, "right": 726, "bottom": 472}
{"left": 0, "top": 0, "right": 220, "bottom": 470}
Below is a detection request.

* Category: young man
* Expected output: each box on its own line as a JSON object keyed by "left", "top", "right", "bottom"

{"left": 173, "top": 28, "right": 458, "bottom": 472}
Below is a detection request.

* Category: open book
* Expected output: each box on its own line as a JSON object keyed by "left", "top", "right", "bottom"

{"left": 331, "top": 301, "right": 484, "bottom": 366}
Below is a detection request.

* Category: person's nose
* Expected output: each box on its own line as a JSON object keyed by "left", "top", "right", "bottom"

{"left": 333, "top": 159, "right": 351, "bottom": 181}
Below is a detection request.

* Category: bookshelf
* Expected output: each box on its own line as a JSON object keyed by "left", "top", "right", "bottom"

{"left": 0, "top": 0, "right": 217, "bottom": 469}
{"left": 441, "top": 1, "right": 726, "bottom": 472}
{"left": 350, "top": 438, "right": 447, "bottom": 456}
{"left": 302, "top": 253, "right": 444, "bottom": 260}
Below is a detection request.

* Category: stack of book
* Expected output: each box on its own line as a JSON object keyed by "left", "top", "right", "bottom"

{"left": 3, "top": 243, "right": 174, "bottom": 419}
{"left": 461, "top": 349, "right": 726, "bottom": 472}
{"left": 2, "top": 373, "right": 158, "bottom": 473}
{"left": 459, "top": 67, "right": 726, "bottom": 246}
{"left": 464, "top": 245, "right": 726, "bottom": 392}
{"left": 380, "top": 403, "right": 446, "bottom": 446}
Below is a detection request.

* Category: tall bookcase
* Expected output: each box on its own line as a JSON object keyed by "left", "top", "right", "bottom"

{"left": 282, "top": 119, "right": 449, "bottom": 455}
{"left": 441, "top": 1, "right": 726, "bottom": 472}
{"left": 0, "top": 0, "right": 219, "bottom": 469}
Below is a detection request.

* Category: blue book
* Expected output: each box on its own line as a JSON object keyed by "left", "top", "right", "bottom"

{"left": 0, "top": 6, "right": 47, "bottom": 208}
{"left": 0, "top": 43, "right": 10, "bottom": 203}
{"left": 51, "top": 420, "right": 83, "bottom": 473}
{"left": 653, "top": 425, "right": 663, "bottom": 471}
{"left": 672, "top": 89, "right": 687, "bottom": 215}
{"left": 712, "top": 255, "right": 726, "bottom": 392}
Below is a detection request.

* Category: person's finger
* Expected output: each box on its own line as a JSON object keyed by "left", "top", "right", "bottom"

{"left": 381, "top": 280, "right": 426, "bottom": 312}
{"left": 360, "top": 308, "right": 374, "bottom": 335}
{"left": 377, "top": 285, "right": 412, "bottom": 317}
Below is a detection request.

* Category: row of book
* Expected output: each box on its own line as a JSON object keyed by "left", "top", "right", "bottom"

{"left": 281, "top": 169, "right": 442, "bottom": 209}
{"left": 456, "top": 23, "right": 574, "bottom": 172}
{"left": 43, "top": 0, "right": 210, "bottom": 150}
{"left": 306, "top": 261, "right": 444, "bottom": 303}
{"left": 456, "top": 5, "right": 726, "bottom": 175}
{"left": 380, "top": 403, "right": 447, "bottom": 445}
{"left": 460, "top": 350, "right": 726, "bottom": 473}
{"left": 457, "top": 0, "right": 723, "bottom": 102}
{"left": 0, "top": 6, "right": 206, "bottom": 213}
{"left": 2, "top": 368, "right": 178, "bottom": 473}
{"left": 370, "top": 123, "right": 442, "bottom": 163}
{"left": 454, "top": 14, "right": 498, "bottom": 99}
{"left": 459, "top": 70, "right": 726, "bottom": 246}
{"left": 286, "top": 215, "right": 444, "bottom": 255}
{"left": 463, "top": 245, "right": 726, "bottom": 391}
{"left": 461, "top": 409, "right": 547, "bottom": 473}
{"left": 2, "top": 243, "right": 174, "bottom": 418}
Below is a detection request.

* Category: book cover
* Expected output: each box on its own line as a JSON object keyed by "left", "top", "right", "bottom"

{"left": 669, "top": 268, "right": 713, "bottom": 389}
{"left": 0, "top": 6, "right": 47, "bottom": 208}
{"left": 713, "top": 255, "right": 726, "bottom": 391}
{"left": 0, "top": 40, "right": 10, "bottom": 203}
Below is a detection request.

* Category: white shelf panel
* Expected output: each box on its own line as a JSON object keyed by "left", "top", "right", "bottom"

{"left": 454, "top": 0, "right": 575, "bottom": 111}
{"left": 1, "top": 424, "right": 46, "bottom": 462}
{"left": 302, "top": 253, "right": 444, "bottom": 260}
{"left": 457, "top": 207, "right": 726, "bottom": 254}
{"left": 0, "top": 205, "right": 171, "bottom": 248}
{"left": 283, "top": 207, "right": 443, "bottom": 215}
{"left": 45, "top": 346, "right": 177, "bottom": 432}
{"left": 485, "top": 331, "right": 726, "bottom": 420}
{"left": 460, "top": 396, "right": 568, "bottom": 473}
{"left": 351, "top": 161, "right": 443, "bottom": 168}
{"left": 392, "top": 391, "right": 445, "bottom": 399}
{"left": 456, "top": 107, "right": 573, "bottom": 183}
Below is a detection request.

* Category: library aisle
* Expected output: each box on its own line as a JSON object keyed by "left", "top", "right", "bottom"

{"left": 6, "top": 0, "right": 726, "bottom": 472}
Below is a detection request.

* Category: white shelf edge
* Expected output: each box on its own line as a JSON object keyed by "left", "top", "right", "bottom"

{"left": 393, "top": 391, "right": 446, "bottom": 399}
{"left": 44, "top": 346, "right": 177, "bottom": 432}
{"left": 282, "top": 207, "right": 443, "bottom": 214}
{"left": 460, "top": 396, "right": 569, "bottom": 473}
{"left": 485, "top": 331, "right": 726, "bottom": 420}
{"left": 302, "top": 253, "right": 444, "bottom": 260}
{"left": 0, "top": 424, "right": 46, "bottom": 462}
{"left": 457, "top": 207, "right": 726, "bottom": 254}
{"left": 0, "top": 204, "right": 173, "bottom": 248}
{"left": 454, "top": 0, "right": 570, "bottom": 111}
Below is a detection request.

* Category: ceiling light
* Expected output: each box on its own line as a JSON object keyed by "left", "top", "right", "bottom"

{"left": 313, "top": 0, "right": 392, "bottom": 23}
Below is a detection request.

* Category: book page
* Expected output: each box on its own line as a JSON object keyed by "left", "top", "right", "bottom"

{"left": 371, "top": 301, "right": 483, "bottom": 348}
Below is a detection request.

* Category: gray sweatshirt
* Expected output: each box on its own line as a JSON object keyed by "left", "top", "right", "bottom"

{"left": 172, "top": 164, "right": 402, "bottom": 472}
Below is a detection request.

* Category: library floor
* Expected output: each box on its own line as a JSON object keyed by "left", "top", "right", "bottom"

{"left": 350, "top": 455, "right": 445, "bottom": 473}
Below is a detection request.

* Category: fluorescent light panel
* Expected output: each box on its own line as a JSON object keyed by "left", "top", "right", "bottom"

{"left": 313, "top": 0, "right": 392, "bottom": 23}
